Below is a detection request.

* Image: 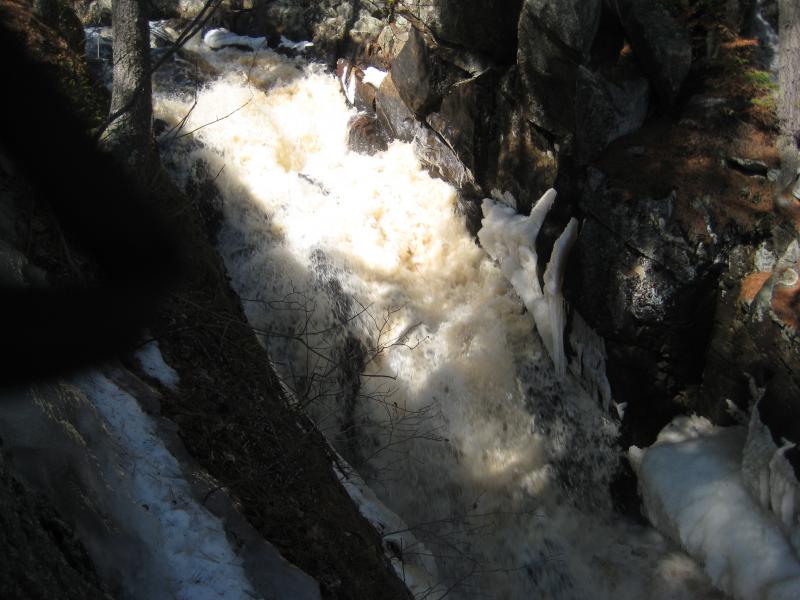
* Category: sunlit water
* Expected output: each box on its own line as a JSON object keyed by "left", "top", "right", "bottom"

{"left": 152, "top": 41, "right": 721, "bottom": 599}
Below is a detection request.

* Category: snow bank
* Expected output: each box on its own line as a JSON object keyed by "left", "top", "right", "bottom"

{"left": 75, "top": 370, "right": 258, "bottom": 600}
{"left": 631, "top": 416, "right": 800, "bottom": 600}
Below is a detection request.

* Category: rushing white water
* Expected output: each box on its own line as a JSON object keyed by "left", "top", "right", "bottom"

{"left": 153, "top": 40, "right": 721, "bottom": 599}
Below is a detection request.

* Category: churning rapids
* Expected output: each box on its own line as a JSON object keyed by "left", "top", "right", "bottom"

{"left": 143, "top": 33, "right": 722, "bottom": 599}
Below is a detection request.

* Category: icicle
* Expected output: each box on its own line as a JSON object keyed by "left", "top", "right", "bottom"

{"left": 543, "top": 218, "right": 578, "bottom": 378}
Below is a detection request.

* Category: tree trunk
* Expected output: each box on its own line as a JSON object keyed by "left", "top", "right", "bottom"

{"left": 103, "top": 0, "right": 154, "bottom": 174}
{"left": 779, "top": 0, "right": 800, "bottom": 185}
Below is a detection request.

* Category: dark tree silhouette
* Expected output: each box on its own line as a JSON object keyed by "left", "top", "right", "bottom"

{"left": 103, "top": 0, "right": 156, "bottom": 173}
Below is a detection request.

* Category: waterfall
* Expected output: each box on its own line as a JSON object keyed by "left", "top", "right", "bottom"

{"left": 152, "top": 38, "right": 720, "bottom": 599}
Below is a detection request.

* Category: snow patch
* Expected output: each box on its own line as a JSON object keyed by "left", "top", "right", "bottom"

{"left": 135, "top": 340, "right": 179, "bottom": 390}
{"left": 75, "top": 370, "right": 256, "bottom": 600}
{"left": 362, "top": 66, "right": 388, "bottom": 88}
{"left": 631, "top": 415, "right": 800, "bottom": 600}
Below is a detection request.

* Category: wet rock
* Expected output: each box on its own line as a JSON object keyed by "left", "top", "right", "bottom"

{"left": 484, "top": 93, "right": 559, "bottom": 214}
{"left": 413, "top": 126, "right": 478, "bottom": 194}
{"left": 608, "top": 0, "right": 692, "bottom": 108}
{"left": 374, "top": 73, "right": 477, "bottom": 193}
{"left": 426, "top": 70, "right": 498, "bottom": 176}
{"left": 575, "top": 65, "right": 649, "bottom": 163}
{"left": 390, "top": 27, "right": 435, "bottom": 114}
{"left": 336, "top": 59, "right": 378, "bottom": 111}
{"left": 347, "top": 114, "right": 388, "bottom": 155}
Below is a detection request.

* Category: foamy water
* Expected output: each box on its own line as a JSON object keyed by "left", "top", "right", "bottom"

{"left": 154, "top": 43, "right": 721, "bottom": 599}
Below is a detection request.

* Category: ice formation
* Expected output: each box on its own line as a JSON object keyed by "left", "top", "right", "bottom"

{"left": 279, "top": 36, "right": 314, "bottom": 52}
{"left": 742, "top": 404, "right": 800, "bottom": 549}
{"left": 478, "top": 189, "right": 578, "bottom": 378}
{"left": 631, "top": 415, "right": 800, "bottom": 600}
{"left": 203, "top": 28, "right": 267, "bottom": 52}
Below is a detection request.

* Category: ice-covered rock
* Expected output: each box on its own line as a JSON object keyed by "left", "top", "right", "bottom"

{"left": 631, "top": 415, "right": 800, "bottom": 600}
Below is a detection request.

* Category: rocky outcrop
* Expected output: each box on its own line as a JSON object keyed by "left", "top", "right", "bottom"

{"left": 703, "top": 229, "right": 800, "bottom": 468}
{"left": 398, "top": 0, "right": 524, "bottom": 63}
{"left": 570, "top": 169, "right": 721, "bottom": 444}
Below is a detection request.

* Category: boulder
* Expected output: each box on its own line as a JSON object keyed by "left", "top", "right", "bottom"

{"left": 390, "top": 27, "right": 435, "bottom": 114}
{"left": 484, "top": 92, "right": 559, "bottom": 214}
{"left": 375, "top": 73, "right": 478, "bottom": 194}
{"left": 525, "top": 0, "right": 603, "bottom": 53}
{"left": 347, "top": 114, "right": 388, "bottom": 155}
{"left": 607, "top": 0, "right": 692, "bottom": 108}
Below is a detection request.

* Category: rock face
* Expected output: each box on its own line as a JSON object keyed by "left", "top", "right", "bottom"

{"left": 607, "top": 0, "right": 692, "bottom": 108}
{"left": 575, "top": 66, "right": 649, "bottom": 163}
{"left": 402, "top": 0, "right": 524, "bottom": 63}
{"left": 570, "top": 170, "right": 720, "bottom": 444}
{"left": 704, "top": 232, "right": 800, "bottom": 469}
{"left": 517, "top": 0, "right": 602, "bottom": 136}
